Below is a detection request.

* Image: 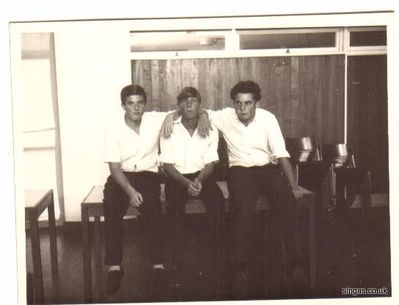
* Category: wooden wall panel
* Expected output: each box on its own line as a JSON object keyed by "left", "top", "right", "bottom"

{"left": 132, "top": 55, "right": 345, "bottom": 143}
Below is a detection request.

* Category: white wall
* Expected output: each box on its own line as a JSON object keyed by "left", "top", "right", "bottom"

{"left": 54, "top": 22, "right": 131, "bottom": 221}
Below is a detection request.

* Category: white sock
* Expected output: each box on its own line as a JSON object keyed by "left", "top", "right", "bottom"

{"left": 108, "top": 265, "right": 121, "bottom": 272}
{"left": 153, "top": 264, "right": 165, "bottom": 270}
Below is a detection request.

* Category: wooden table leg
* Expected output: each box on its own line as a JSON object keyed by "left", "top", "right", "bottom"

{"left": 82, "top": 206, "right": 93, "bottom": 303}
{"left": 94, "top": 216, "right": 102, "bottom": 301}
{"left": 29, "top": 210, "right": 45, "bottom": 304}
{"left": 48, "top": 195, "right": 60, "bottom": 303}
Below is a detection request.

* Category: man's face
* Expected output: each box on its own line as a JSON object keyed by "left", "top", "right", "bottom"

{"left": 123, "top": 94, "right": 146, "bottom": 122}
{"left": 179, "top": 96, "right": 200, "bottom": 120}
{"left": 233, "top": 93, "right": 257, "bottom": 125}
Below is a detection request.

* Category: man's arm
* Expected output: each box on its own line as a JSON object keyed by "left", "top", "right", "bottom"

{"left": 162, "top": 163, "right": 214, "bottom": 197}
{"left": 162, "top": 163, "right": 192, "bottom": 188}
{"left": 160, "top": 108, "right": 213, "bottom": 138}
{"left": 278, "top": 157, "right": 312, "bottom": 199}
{"left": 191, "top": 162, "right": 216, "bottom": 196}
{"left": 196, "top": 162, "right": 215, "bottom": 183}
{"left": 197, "top": 109, "right": 212, "bottom": 137}
{"left": 108, "top": 163, "right": 143, "bottom": 207}
{"left": 160, "top": 109, "right": 181, "bottom": 138}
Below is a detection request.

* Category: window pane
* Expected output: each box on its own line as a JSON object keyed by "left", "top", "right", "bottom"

{"left": 350, "top": 30, "right": 386, "bottom": 46}
{"left": 130, "top": 31, "right": 225, "bottom": 52}
{"left": 21, "top": 59, "right": 55, "bottom": 132}
{"left": 239, "top": 30, "right": 336, "bottom": 49}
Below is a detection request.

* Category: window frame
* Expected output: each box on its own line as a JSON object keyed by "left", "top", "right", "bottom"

{"left": 129, "top": 25, "right": 387, "bottom": 60}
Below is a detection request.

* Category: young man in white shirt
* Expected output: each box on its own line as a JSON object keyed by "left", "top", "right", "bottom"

{"left": 160, "top": 87, "right": 224, "bottom": 293}
{"left": 201, "top": 80, "right": 311, "bottom": 298}
{"left": 103, "top": 84, "right": 180, "bottom": 295}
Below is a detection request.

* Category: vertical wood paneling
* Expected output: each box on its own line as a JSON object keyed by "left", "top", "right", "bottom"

{"left": 158, "top": 60, "right": 171, "bottom": 111}
{"left": 142, "top": 60, "right": 153, "bottom": 110}
{"left": 271, "top": 58, "right": 293, "bottom": 135}
{"left": 323, "top": 56, "right": 345, "bottom": 143}
{"left": 197, "top": 59, "right": 209, "bottom": 108}
{"left": 289, "top": 57, "right": 300, "bottom": 136}
{"left": 150, "top": 60, "right": 161, "bottom": 111}
{"left": 131, "top": 55, "right": 345, "bottom": 142}
{"left": 299, "top": 57, "right": 321, "bottom": 141}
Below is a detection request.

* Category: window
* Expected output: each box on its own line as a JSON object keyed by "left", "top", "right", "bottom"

{"left": 129, "top": 30, "right": 226, "bottom": 52}
{"left": 129, "top": 26, "right": 386, "bottom": 59}
{"left": 21, "top": 33, "right": 61, "bottom": 221}
{"left": 349, "top": 27, "right": 386, "bottom": 47}
{"left": 238, "top": 29, "right": 336, "bottom": 50}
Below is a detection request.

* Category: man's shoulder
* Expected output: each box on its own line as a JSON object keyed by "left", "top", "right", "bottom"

{"left": 209, "top": 107, "right": 235, "bottom": 119}
{"left": 256, "top": 107, "right": 277, "bottom": 119}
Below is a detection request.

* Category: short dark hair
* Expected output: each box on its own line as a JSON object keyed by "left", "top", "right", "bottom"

{"left": 120, "top": 84, "right": 147, "bottom": 105}
{"left": 177, "top": 87, "right": 201, "bottom": 104}
{"left": 230, "top": 80, "right": 261, "bottom": 101}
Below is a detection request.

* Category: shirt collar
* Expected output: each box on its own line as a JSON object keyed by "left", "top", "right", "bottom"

{"left": 174, "top": 116, "right": 182, "bottom": 124}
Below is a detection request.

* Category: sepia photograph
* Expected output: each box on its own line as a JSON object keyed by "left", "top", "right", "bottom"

{"left": 2, "top": 1, "right": 398, "bottom": 304}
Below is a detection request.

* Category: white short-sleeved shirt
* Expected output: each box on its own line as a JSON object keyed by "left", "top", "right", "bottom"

{"left": 103, "top": 111, "right": 168, "bottom": 172}
{"left": 159, "top": 117, "right": 219, "bottom": 174}
{"left": 208, "top": 107, "right": 290, "bottom": 167}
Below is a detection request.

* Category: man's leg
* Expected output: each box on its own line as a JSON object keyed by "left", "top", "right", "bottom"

{"left": 134, "top": 172, "right": 164, "bottom": 267}
{"left": 103, "top": 174, "right": 131, "bottom": 294}
{"left": 200, "top": 176, "right": 224, "bottom": 254}
{"left": 164, "top": 175, "right": 189, "bottom": 269}
{"left": 199, "top": 176, "right": 225, "bottom": 296}
{"left": 227, "top": 166, "right": 260, "bottom": 298}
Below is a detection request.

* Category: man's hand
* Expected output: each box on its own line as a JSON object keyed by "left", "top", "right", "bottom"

{"left": 158, "top": 165, "right": 167, "bottom": 177}
{"left": 197, "top": 110, "right": 212, "bottom": 138}
{"left": 291, "top": 184, "right": 312, "bottom": 200}
{"left": 188, "top": 178, "right": 202, "bottom": 197}
{"left": 127, "top": 186, "right": 143, "bottom": 207}
{"left": 160, "top": 113, "right": 175, "bottom": 138}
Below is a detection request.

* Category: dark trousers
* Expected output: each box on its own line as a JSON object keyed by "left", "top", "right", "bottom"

{"left": 227, "top": 165, "right": 279, "bottom": 268}
{"left": 164, "top": 172, "right": 224, "bottom": 266}
{"left": 103, "top": 171, "right": 163, "bottom": 266}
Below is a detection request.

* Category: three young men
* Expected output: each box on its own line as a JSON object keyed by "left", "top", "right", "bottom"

{"left": 103, "top": 81, "right": 309, "bottom": 297}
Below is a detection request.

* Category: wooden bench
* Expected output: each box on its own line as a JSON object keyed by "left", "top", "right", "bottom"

{"left": 81, "top": 170, "right": 317, "bottom": 302}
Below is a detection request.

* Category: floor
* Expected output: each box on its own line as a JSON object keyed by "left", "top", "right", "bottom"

{"left": 25, "top": 206, "right": 391, "bottom": 304}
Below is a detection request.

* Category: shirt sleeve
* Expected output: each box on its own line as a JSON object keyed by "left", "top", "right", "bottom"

{"left": 146, "top": 111, "right": 171, "bottom": 131}
{"left": 206, "top": 108, "right": 231, "bottom": 132}
{"left": 202, "top": 126, "right": 220, "bottom": 164}
{"left": 159, "top": 134, "right": 176, "bottom": 165}
{"left": 103, "top": 127, "right": 121, "bottom": 163}
{"left": 267, "top": 114, "right": 290, "bottom": 159}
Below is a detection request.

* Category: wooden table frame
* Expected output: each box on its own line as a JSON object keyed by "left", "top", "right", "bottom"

{"left": 25, "top": 189, "right": 59, "bottom": 304}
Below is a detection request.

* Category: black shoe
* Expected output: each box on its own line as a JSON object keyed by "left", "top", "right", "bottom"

{"left": 106, "top": 269, "right": 124, "bottom": 295}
